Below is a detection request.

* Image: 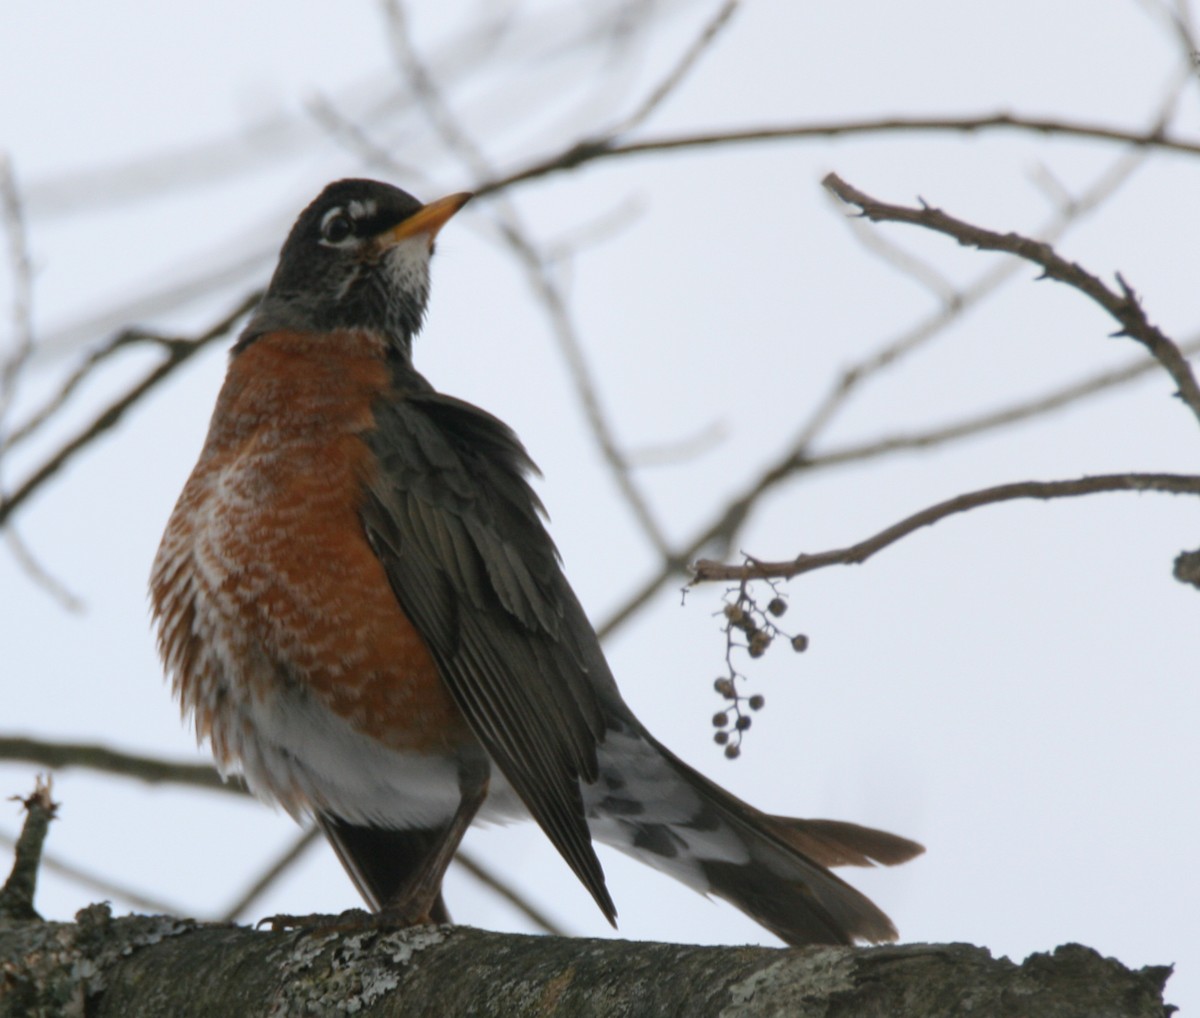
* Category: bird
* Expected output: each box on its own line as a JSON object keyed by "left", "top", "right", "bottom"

{"left": 150, "top": 178, "right": 922, "bottom": 945}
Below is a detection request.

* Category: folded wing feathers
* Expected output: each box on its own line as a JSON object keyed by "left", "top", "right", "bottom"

{"left": 362, "top": 393, "right": 613, "bottom": 919}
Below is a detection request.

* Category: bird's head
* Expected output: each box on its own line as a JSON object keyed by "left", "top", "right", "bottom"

{"left": 242, "top": 179, "right": 471, "bottom": 358}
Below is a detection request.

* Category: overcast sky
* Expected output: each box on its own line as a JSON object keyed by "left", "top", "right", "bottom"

{"left": 2, "top": 0, "right": 1197, "bottom": 1011}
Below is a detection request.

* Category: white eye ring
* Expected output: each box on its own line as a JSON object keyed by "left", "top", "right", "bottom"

{"left": 319, "top": 207, "right": 355, "bottom": 245}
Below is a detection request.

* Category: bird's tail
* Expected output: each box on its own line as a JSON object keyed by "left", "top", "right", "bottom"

{"left": 586, "top": 721, "right": 923, "bottom": 945}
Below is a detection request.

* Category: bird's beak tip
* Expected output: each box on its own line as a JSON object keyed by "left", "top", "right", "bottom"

{"left": 384, "top": 192, "right": 473, "bottom": 246}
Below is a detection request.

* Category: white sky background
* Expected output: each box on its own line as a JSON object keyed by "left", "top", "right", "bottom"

{"left": 2, "top": 0, "right": 1197, "bottom": 1010}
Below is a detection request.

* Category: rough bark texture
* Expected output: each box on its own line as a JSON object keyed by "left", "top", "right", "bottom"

{"left": 0, "top": 905, "right": 1174, "bottom": 1017}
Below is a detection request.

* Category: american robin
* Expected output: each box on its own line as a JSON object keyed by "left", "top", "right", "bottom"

{"left": 150, "top": 179, "right": 922, "bottom": 944}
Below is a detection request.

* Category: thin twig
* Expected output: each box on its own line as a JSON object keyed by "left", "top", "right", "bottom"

{"left": 36, "top": 243, "right": 271, "bottom": 361}
{"left": 305, "top": 94, "right": 424, "bottom": 181}
{"left": 0, "top": 291, "right": 258, "bottom": 527}
{"left": 692, "top": 473, "right": 1200, "bottom": 583}
{"left": 596, "top": 338, "right": 1195, "bottom": 639}
{"left": 493, "top": 220, "right": 673, "bottom": 555}
{"left": 608, "top": 0, "right": 741, "bottom": 136}
{"left": 0, "top": 161, "right": 81, "bottom": 606}
{"left": 626, "top": 419, "right": 727, "bottom": 468}
{"left": 0, "top": 155, "right": 33, "bottom": 430}
{"left": 381, "top": 0, "right": 483, "bottom": 167}
{"left": 801, "top": 338, "right": 1200, "bottom": 472}
{"left": 595, "top": 127, "right": 1169, "bottom": 639}
{"left": 783, "top": 70, "right": 1183, "bottom": 470}
{"left": 826, "top": 186, "right": 960, "bottom": 306}
{"left": 5, "top": 330, "right": 144, "bottom": 451}
{"left": 218, "top": 828, "right": 321, "bottom": 922}
{"left": 474, "top": 113, "right": 1200, "bottom": 198}
{"left": 0, "top": 736, "right": 246, "bottom": 797}
{"left": 823, "top": 172, "right": 1200, "bottom": 427}
{"left": 3, "top": 531, "right": 83, "bottom": 612}
{"left": 1135, "top": 0, "right": 1200, "bottom": 94}
{"left": 384, "top": 0, "right": 673, "bottom": 555}
{"left": 453, "top": 850, "right": 570, "bottom": 936}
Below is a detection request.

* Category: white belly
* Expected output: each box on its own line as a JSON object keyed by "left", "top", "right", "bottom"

{"left": 222, "top": 669, "right": 529, "bottom": 830}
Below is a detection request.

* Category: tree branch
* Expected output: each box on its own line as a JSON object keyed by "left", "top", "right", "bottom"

{"left": 822, "top": 171, "right": 1200, "bottom": 428}
{"left": 0, "top": 777, "right": 55, "bottom": 922}
{"left": 606, "top": 0, "right": 741, "bottom": 137}
{"left": 800, "top": 339, "right": 1200, "bottom": 473}
{"left": 217, "top": 830, "right": 320, "bottom": 923}
{"left": 0, "top": 910, "right": 1175, "bottom": 1017}
{"left": 594, "top": 124, "right": 1173, "bottom": 639}
{"left": 0, "top": 736, "right": 243, "bottom": 796}
{"left": 0, "top": 292, "right": 258, "bottom": 528}
{"left": 384, "top": 0, "right": 674, "bottom": 557}
{"left": 692, "top": 473, "right": 1200, "bottom": 583}
{"left": 475, "top": 113, "right": 1200, "bottom": 197}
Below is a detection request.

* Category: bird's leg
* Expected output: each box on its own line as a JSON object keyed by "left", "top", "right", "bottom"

{"left": 376, "top": 757, "right": 489, "bottom": 926}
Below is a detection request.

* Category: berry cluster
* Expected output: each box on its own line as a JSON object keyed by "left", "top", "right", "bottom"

{"left": 711, "top": 580, "right": 808, "bottom": 759}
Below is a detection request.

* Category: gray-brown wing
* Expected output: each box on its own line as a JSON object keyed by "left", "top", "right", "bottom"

{"left": 361, "top": 388, "right": 617, "bottom": 921}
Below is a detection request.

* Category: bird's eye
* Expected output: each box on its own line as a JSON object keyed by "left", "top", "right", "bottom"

{"left": 320, "top": 210, "right": 355, "bottom": 245}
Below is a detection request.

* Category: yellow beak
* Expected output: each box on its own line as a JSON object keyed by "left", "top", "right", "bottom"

{"left": 384, "top": 192, "right": 473, "bottom": 246}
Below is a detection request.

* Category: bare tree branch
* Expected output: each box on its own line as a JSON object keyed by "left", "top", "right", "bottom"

{"left": 385, "top": 0, "right": 675, "bottom": 556}
{"left": 0, "top": 777, "right": 55, "bottom": 921}
{"left": 802, "top": 337, "right": 1200, "bottom": 472}
{"left": 822, "top": 172, "right": 1200, "bottom": 427}
{"left": 826, "top": 186, "right": 960, "bottom": 306}
{"left": 596, "top": 91, "right": 1179, "bottom": 639}
{"left": 218, "top": 829, "right": 321, "bottom": 923}
{"left": 475, "top": 113, "right": 1200, "bottom": 198}
{"left": 0, "top": 155, "right": 33, "bottom": 430}
{"left": 607, "top": 0, "right": 741, "bottom": 136}
{"left": 12, "top": 90, "right": 1188, "bottom": 535}
{"left": 451, "top": 852, "right": 569, "bottom": 937}
{"left": 1134, "top": 0, "right": 1200, "bottom": 97}
{"left": 0, "top": 736, "right": 242, "bottom": 796}
{"left": 692, "top": 473, "right": 1200, "bottom": 583}
{"left": 0, "top": 160, "right": 81, "bottom": 607}
{"left": 305, "top": 93, "right": 426, "bottom": 182}
{"left": 791, "top": 125, "right": 1166, "bottom": 452}
{"left": 0, "top": 917, "right": 1175, "bottom": 1017}
{"left": 0, "top": 292, "right": 259, "bottom": 528}
{"left": 2, "top": 531, "right": 83, "bottom": 612}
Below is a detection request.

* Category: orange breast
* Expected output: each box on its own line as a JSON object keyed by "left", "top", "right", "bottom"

{"left": 152, "top": 329, "right": 472, "bottom": 763}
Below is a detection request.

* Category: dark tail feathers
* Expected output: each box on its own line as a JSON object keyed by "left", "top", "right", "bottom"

{"left": 648, "top": 735, "right": 923, "bottom": 945}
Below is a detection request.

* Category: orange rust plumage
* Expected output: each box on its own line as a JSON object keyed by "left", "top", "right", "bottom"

{"left": 152, "top": 330, "right": 471, "bottom": 767}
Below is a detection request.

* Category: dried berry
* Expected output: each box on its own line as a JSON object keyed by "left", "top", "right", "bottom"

{"left": 767, "top": 597, "right": 787, "bottom": 617}
{"left": 712, "top": 712, "right": 728, "bottom": 728}
{"left": 724, "top": 744, "right": 741, "bottom": 760}
{"left": 735, "top": 715, "right": 752, "bottom": 731}
{"left": 748, "top": 694, "right": 765, "bottom": 711}
{"left": 723, "top": 603, "right": 745, "bottom": 624}
{"left": 713, "top": 677, "right": 736, "bottom": 699}
{"left": 791, "top": 633, "right": 809, "bottom": 653}
{"left": 748, "top": 631, "right": 771, "bottom": 658}
{"left": 714, "top": 730, "right": 729, "bottom": 745}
